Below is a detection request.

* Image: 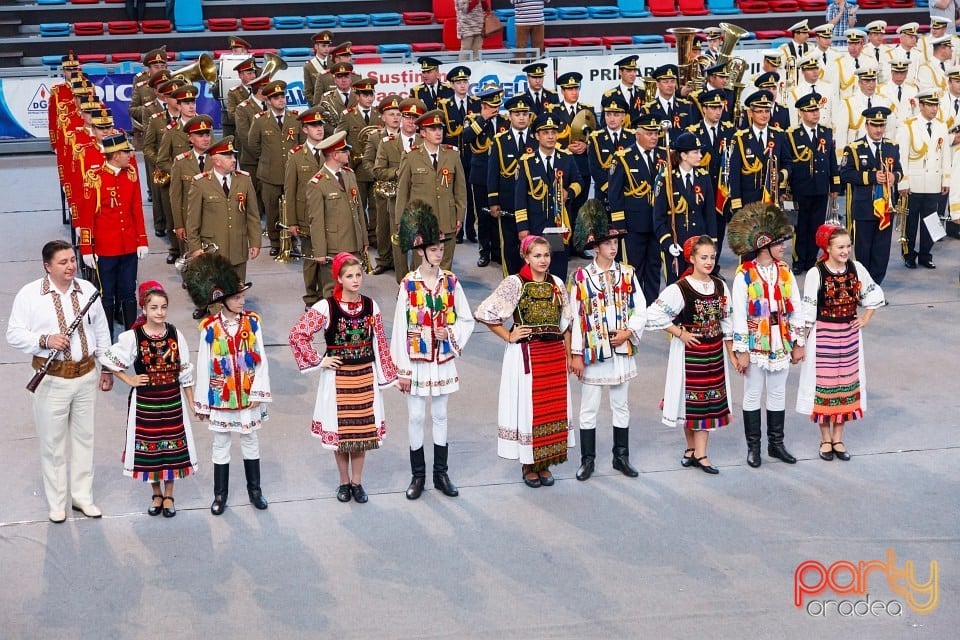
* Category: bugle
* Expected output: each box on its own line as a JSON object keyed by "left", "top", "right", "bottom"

{"left": 174, "top": 53, "right": 217, "bottom": 84}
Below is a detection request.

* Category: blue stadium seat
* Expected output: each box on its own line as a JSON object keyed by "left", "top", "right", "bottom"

{"left": 179, "top": 50, "right": 205, "bottom": 61}
{"left": 618, "top": 0, "right": 651, "bottom": 17}
{"left": 174, "top": 0, "right": 204, "bottom": 32}
{"left": 370, "top": 13, "right": 402, "bottom": 26}
{"left": 505, "top": 17, "right": 516, "bottom": 48}
{"left": 39, "top": 23, "right": 71, "bottom": 37}
{"left": 41, "top": 54, "right": 64, "bottom": 67}
{"left": 37, "top": 0, "right": 67, "bottom": 5}
{"left": 306, "top": 15, "right": 338, "bottom": 29}
{"left": 339, "top": 14, "right": 371, "bottom": 28}
{"left": 588, "top": 6, "right": 621, "bottom": 18}
{"left": 543, "top": 7, "right": 558, "bottom": 20}
{"left": 632, "top": 34, "right": 664, "bottom": 44}
{"left": 274, "top": 16, "right": 306, "bottom": 30}
{"left": 495, "top": 9, "right": 514, "bottom": 20}
{"left": 707, "top": 0, "right": 743, "bottom": 14}
{"left": 175, "top": 23, "right": 205, "bottom": 32}
{"left": 558, "top": 7, "right": 590, "bottom": 19}
{"left": 378, "top": 43, "right": 412, "bottom": 54}
{"left": 279, "top": 47, "right": 313, "bottom": 58}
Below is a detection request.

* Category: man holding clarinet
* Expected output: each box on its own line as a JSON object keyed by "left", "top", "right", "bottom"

{"left": 7, "top": 240, "right": 114, "bottom": 523}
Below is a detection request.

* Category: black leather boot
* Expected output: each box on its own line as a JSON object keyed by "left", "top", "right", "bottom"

{"left": 210, "top": 463, "right": 229, "bottom": 515}
{"left": 611, "top": 427, "right": 639, "bottom": 477}
{"left": 121, "top": 299, "right": 139, "bottom": 330}
{"left": 744, "top": 409, "right": 762, "bottom": 468}
{"left": 243, "top": 459, "right": 269, "bottom": 509}
{"left": 766, "top": 410, "right": 797, "bottom": 464}
{"left": 102, "top": 304, "right": 116, "bottom": 341}
{"left": 432, "top": 444, "right": 459, "bottom": 497}
{"left": 405, "top": 447, "right": 426, "bottom": 500}
{"left": 576, "top": 429, "right": 596, "bottom": 481}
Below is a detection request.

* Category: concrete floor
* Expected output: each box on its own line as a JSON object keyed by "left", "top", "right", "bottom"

{"left": 0, "top": 152, "right": 957, "bottom": 639}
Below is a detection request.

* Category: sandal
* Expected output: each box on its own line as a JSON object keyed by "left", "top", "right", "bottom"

{"left": 522, "top": 465, "right": 541, "bottom": 488}
{"left": 161, "top": 496, "right": 176, "bottom": 518}
{"left": 148, "top": 491, "right": 163, "bottom": 516}
{"left": 681, "top": 448, "right": 696, "bottom": 468}
{"left": 819, "top": 441, "right": 834, "bottom": 461}
{"left": 832, "top": 441, "right": 850, "bottom": 461}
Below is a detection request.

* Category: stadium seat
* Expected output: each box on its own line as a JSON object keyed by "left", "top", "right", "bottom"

{"left": 739, "top": 1, "right": 770, "bottom": 12}
{"left": 40, "top": 23, "right": 71, "bottom": 37}
{"left": 140, "top": 20, "right": 172, "bottom": 34}
{"left": 339, "top": 15, "right": 371, "bottom": 28}
{"left": 42, "top": 54, "right": 65, "bottom": 67}
{"left": 371, "top": 13, "right": 402, "bottom": 26}
{"left": 274, "top": 16, "right": 306, "bottom": 30}
{"left": 250, "top": 48, "right": 278, "bottom": 57}
{"left": 433, "top": 0, "right": 456, "bottom": 22}
{"left": 678, "top": 0, "right": 710, "bottom": 15}
{"left": 306, "top": 16, "right": 338, "bottom": 29}
{"left": 495, "top": 9, "right": 515, "bottom": 20}
{"left": 106, "top": 21, "right": 138, "bottom": 35}
{"left": 603, "top": 36, "right": 633, "bottom": 47}
{"left": 798, "top": 0, "right": 826, "bottom": 7}
{"left": 888, "top": 0, "right": 915, "bottom": 5}
{"left": 648, "top": 0, "right": 680, "bottom": 17}
{"left": 412, "top": 42, "right": 443, "bottom": 52}
{"left": 378, "top": 43, "right": 412, "bottom": 54}
{"left": 770, "top": 0, "right": 800, "bottom": 10}
{"left": 543, "top": 7, "right": 558, "bottom": 20}
{"left": 404, "top": 12, "right": 434, "bottom": 25}
{"left": 754, "top": 30, "right": 787, "bottom": 40}
{"left": 355, "top": 56, "right": 382, "bottom": 64}
{"left": 504, "top": 17, "right": 515, "bottom": 48}
{"left": 176, "top": 23, "right": 205, "bottom": 33}
{"left": 74, "top": 22, "right": 104, "bottom": 36}
{"left": 618, "top": 0, "right": 651, "bottom": 18}
{"left": 571, "top": 37, "right": 604, "bottom": 46}
{"left": 857, "top": 0, "right": 884, "bottom": 6}
{"left": 914, "top": 0, "right": 929, "bottom": 5}
{"left": 442, "top": 18, "right": 504, "bottom": 51}
{"left": 708, "top": 0, "right": 742, "bottom": 13}
{"left": 633, "top": 34, "right": 665, "bottom": 44}
{"left": 104, "top": 0, "right": 126, "bottom": 3}
{"left": 208, "top": 18, "right": 240, "bottom": 31}
{"left": 278, "top": 47, "right": 313, "bottom": 57}
{"left": 37, "top": 0, "right": 67, "bottom": 5}
{"left": 351, "top": 45, "right": 378, "bottom": 54}
{"left": 544, "top": 37, "right": 573, "bottom": 47}
{"left": 558, "top": 7, "right": 590, "bottom": 19}
{"left": 179, "top": 50, "right": 205, "bottom": 61}
{"left": 241, "top": 17, "right": 272, "bottom": 31}
{"left": 112, "top": 52, "right": 142, "bottom": 62}
{"left": 589, "top": 6, "right": 621, "bottom": 18}
{"left": 70, "top": 0, "right": 99, "bottom": 4}
{"left": 78, "top": 53, "right": 108, "bottom": 63}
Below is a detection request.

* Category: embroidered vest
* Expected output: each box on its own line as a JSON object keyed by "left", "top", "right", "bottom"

{"left": 738, "top": 260, "right": 795, "bottom": 353}
{"left": 324, "top": 296, "right": 375, "bottom": 364}
{"left": 201, "top": 311, "right": 263, "bottom": 410}
{"left": 404, "top": 273, "right": 458, "bottom": 364}
{"left": 134, "top": 322, "right": 181, "bottom": 386}
{"left": 816, "top": 260, "right": 861, "bottom": 323}
{"left": 676, "top": 277, "right": 727, "bottom": 341}
{"left": 514, "top": 279, "right": 563, "bottom": 340}
{"left": 572, "top": 265, "right": 637, "bottom": 364}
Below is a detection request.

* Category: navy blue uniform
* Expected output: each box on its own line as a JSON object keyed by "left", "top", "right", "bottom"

{"left": 653, "top": 166, "right": 718, "bottom": 284}
{"left": 464, "top": 112, "right": 509, "bottom": 262}
{"left": 439, "top": 95, "right": 482, "bottom": 242}
{"left": 728, "top": 126, "right": 789, "bottom": 212}
{"left": 410, "top": 83, "right": 454, "bottom": 112}
{"left": 642, "top": 96, "right": 698, "bottom": 144}
{"left": 522, "top": 88, "right": 560, "bottom": 116}
{"left": 686, "top": 119, "right": 736, "bottom": 259}
{"left": 488, "top": 128, "right": 531, "bottom": 275}
{"left": 555, "top": 102, "right": 595, "bottom": 236}
{"left": 587, "top": 127, "right": 632, "bottom": 206}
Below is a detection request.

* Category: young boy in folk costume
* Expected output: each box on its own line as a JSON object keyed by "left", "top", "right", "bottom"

{"left": 390, "top": 201, "right": 476, "bottom": 500}
{"left": 567, "top": 200, "right": 646, "bottom": 481}
{"left": 728, "top": 203, "right": 806, "bottom": 469}
{"left": 184, "top": 253, "right": 272, "bottom": 515}
{"left": 289, "top": 253, "right": 399, "bottom": 504}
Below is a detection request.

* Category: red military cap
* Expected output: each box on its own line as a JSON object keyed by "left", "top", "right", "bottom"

{"left": 207, "top": 136, "right": 236, "bottom": 156}
{"left": 416, "top": 110, "right": 446, "bottom": 128}
{"left": 185, "top": 114, "right": 214, "bottom": 134}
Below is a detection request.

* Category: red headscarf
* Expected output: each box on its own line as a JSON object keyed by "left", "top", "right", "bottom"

{"left": 132, "top": 280, "right": 166, "bottom": 329}
{"left": 815, "top": 223, "right": 845, "bottom": 261}
{"left": 331, "top": 251, "right": 359, "bottom": 300}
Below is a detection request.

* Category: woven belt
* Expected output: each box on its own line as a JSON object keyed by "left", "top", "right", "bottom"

{"left": 32, "top": 355, "right": 96, "bottom": 379}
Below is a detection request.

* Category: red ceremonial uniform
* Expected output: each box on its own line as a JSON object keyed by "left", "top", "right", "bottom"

{"left": 48, "top": 83, "right": 75, "bottom": 150}
{"left": 77, "top": 160, "right": 147, "bottom": 257}
{"left": 66, "top": 130, "right": 104, "bottom": 217}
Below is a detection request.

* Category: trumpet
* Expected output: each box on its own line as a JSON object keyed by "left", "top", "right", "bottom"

{"left": 895, "top": 190, "right": 909, "bottom": 251}
{"left": 152, "top": 167, "right": 171, "bottom": 186}
{"left": 361, "top": 247, "right": 374, "bottom": 274}
{"left": 274, "top": 194, "right": 298, "bottom": 262}
{"left": 766, "top": 151, "right": 781, "bottom": 204}
{"left": 174, "top": 240, "right": 219, "bottom": 273}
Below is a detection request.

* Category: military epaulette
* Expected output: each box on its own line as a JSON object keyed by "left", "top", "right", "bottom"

{"left": 343, "top": 106, "right": 356, "bottom": 115}
{"left": 382, "top": 134, "right": 396, "bottom": 142}
{"left": 164, "top": 121, "right": 177, "bottom": 130}
{"left": 622, "top": 127, "right": 636, "bottom": 136}
{"left": 686, "top": 123, "right": 699, "bottom": 133}
{"left": 695, "top": 167, "right": 709, "bottom": 176}
{"left": 493, "top": 130, "right": 511, "bottom": 140}
{"left": 193, "top": 172, "right": 209, "bottom": 181}
{"left": 443, "top": 144, "right": 458, "bottom": 151}
{"left": 290, "top": 109, "right": 300, "bottom": 116}
{"left": 588, "top": 129, "right": 604, "bottom": 140}
{"left": 238, "top": 98, "right": 251, "bottom": 107}
{"left": 175, "top": 150, "right": 191, "bottom": 161}
{"left": 342, "top": 166, "right": 354, "bottom": 173}
{"left": 308, "top": 172, "right": 324, "bottom": 184}
{"left": 253, "top": 112, "right": 266, "bottom": 120}
{"left": 580, "top": 102, "right": 594, "bottom": 110}
{"left": 904, "top": 116, "right": 917, "bottom": 125}
{"left": 614, "top": 148, "right": 630, "bottom": 158}
{"left": 290, "top": 144, "right": 304, "bottom": 153}
{"left": 149, "top": 111, "right": 166, "bottom": 120}
{"left": 849, "top": 139, "right": 864, "bottom": 148}
{"left": 235, "top": 169, "right": 250, "bottom": 176}
{"left": 818, "top": 124, "right": 833, "bottom": 130}
{"left": 603, "top": 88, "right": 619, "bottom": 97}
{"left": 135, "top": 79, "right": 149, "bottom": 88}
{"left": 786, "top": 125, "right": 800, "bottom": 133}
{"left": 144, "top": 100, "right": 156, "bottom": 108}
{"left": 410, "top": 143, "right": 421, "bottom": 151}
{"left": 677, "top": 97, "right": 692, "bottom": 105}
{"left": 770, "top": 124, "right": 784, "bottom": 132}
{"left": 733, "top": 129, "right": 750, "bottom": 138}
{"left": 557, "top": 147, "right": 572, "bottom": 156}
{"left": 437, "top": 97, "right": 451, "bottom": 105}
{"left": 519, "top": 151, "right": 535, "bottom": 161}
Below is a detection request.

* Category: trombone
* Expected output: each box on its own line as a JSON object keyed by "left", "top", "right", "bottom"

{"left": 660, "top": 122, "right": 685, "bottom": 277}
{"left": 274, "top": 194, "right": 299, "bottom": 262}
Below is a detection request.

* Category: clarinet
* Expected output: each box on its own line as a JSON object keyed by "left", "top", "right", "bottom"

{"left": 26, "top": 290, "right": 101, "bottom": 393}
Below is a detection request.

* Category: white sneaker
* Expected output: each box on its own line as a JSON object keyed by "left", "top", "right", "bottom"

{"left": 71, "top": 503, "right": 102, "bottom": 518}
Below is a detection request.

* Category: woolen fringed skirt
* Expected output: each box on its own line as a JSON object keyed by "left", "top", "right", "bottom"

{"left": 124, "top": 382, "right": 197, "bottom": 481}
{"left": 682, "top": 336, "right": 731, "bottom": 431}
{"left": 812, "top": 320, "right": 863, "bottom": 424}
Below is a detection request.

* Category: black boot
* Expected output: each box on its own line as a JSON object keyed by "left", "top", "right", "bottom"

{"left": 210, "top": 463, "right": 229, "bottom": 515}
{"left": 121, "top": 299, "right": 139, "bottom": 331}
{"left": 611, "top": 427, "right": 639, "bottom": 477}
{"left": 766, "top": 410, "right": 797, "bottom": 464}
{"left": 576, "top": 429, "right": 596, "bottom": 481}
{"left": 432, "top": 444, "right": 459, "bottom": 497}
{"left": 405, "top": 447, "right": 426, "bottom": 500}
{"left": 102, "top": 304, "right": 116, "bottom": 340}
{"left": 744, "top": 409, "right": 762, "bottom": 468}
{"left": 243, "top": 458, "right": 269, "bottom": 509}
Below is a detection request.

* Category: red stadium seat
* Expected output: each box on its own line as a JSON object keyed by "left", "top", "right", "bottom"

{"left": 888, "top": 0, "right": 915, "bottom": 6}
{"left": 78, "top": 53, "right": 108, "bottom": 63}
{"left": 107, "top": 20, "right": 138, "bottom": 35}
{"left": 70, "top": 0, "right": 100, "bottom": 4}
{"left": 249, "top": 48, "right": 278, "bottom": 56}
{"left": 104, "top": 0, "right": 126, "bottom": 3}
{"left": 602, "top": 36, "right": 633, "bottom": 47}
{"left": 355, "top": 55, "right": 382, "bottom": 64}
{"left": 544, "top": 37, "right": 572, "bottom": 47}
{"left": 411, "top": 42, "right": 444, "bottom": 52}
{"left": 140, "top": 20, "right": 172, "bottom": 34}
{"left": 352, "top": 44, "right": 378, "bottom": 54}
{"left": 213, "top": 50, "right": 230, "bottom": 59}
{"left": 648, "top": 0, "right": 680, "bottom": 16}
{"left": 241, "top": 17, "right": 272, "bottom": 31}
{"left": 111, "top": 52, "right": 142, "bottom": 62}
{"left": 754, "top": 30, "right": 788, "bottom": 40}
{"left": 770, "top": 0, "right": 800, "bottom": 10}
{"left": 678, "top": 0, "right": 710, "bottom": 16}
{"left": 857, "top": 0, "right": 884, "bottom": 7}
{"left": 208, "top": 18, "right": 239, "bottom": 31}
{"left": 74, "top": 22, "right": 104, "bottom": 36}
{"left": 404, "top": 12, "right": 435, "bottom": 25}
{"left": 798, "top": 0, "right": 826, "bottom": 7}
{"left": 571, "top": 37, "right": 603, "bottom": 46}
{"left": 433, "top": 0, "right": 456, "bottom": 23}
{"left": 739, "top": 0, "right": 770, "bottom": 12}
{"left": 441, "top": 19, "right": 503, "bottom": 51}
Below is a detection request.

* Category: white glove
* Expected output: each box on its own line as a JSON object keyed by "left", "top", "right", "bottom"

{"left": 137, "top": 246, "right": 149, "bottom": 260}
{"left": 82, "top": 253, "right": 97, "bottom": 269}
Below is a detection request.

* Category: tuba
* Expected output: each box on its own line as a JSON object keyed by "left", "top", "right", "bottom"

{"left": 668, "top": 28, "right": 704, "bottom": 90}
{"left": 174, "top": 53, "right": 217, "bottom": 84}
{"left": 260, "top": 52, "right": 288, "bottom": 79}
{"left": 717, "top": 22, "right": 750, "bottom": 123}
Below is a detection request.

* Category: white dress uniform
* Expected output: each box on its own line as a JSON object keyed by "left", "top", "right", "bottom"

{"left": 885, "top": 46, "right": 922, "bottom": 84}
{"left": 887, "top": 80, "right": 919, "bottom": 123}
{"left": 916, "top": 58, "right": 949, "bottom": 93}
{"left": 789, "top": 77, "right": 838, "bottom": 128}
{"left": 835, "top": 91, "right": 897, "bottom": 155}
{"left": 938, "top": 90, "right": 960, "bottom": 129}
{"left": 896, "top": 114, "right": 951, "bottom": 194}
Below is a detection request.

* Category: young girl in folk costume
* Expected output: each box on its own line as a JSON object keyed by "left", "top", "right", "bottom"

{"left": 289, "top": 252, "right": 399, "bottom": 504}
{"left": 646, "top": 236, "right": 735, "bottom": 474}
{"left": 184, "top": 253, "right": 272, "bottom": 515}
{"left": 391, "top": 201, "right": 475, "bottom": 500}
{"left": 100, "top": 281, "right": 197, "bottom": 516}
{"left": 568, "top": 200, "right": 646, "bottom": 481}
{"left": 797, "top": 224, "right": 884, "bottom": 461}
{"left": 728, "top": 203, "right": 806, "bottom": 469}
{"left": 475, "top": 235, "right": 575, "bottom": 489}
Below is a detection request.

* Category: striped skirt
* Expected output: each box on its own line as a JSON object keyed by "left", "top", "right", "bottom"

{"left": 812, "top": 321, "right": 863, "bottom": 424}
{"left": 126, "top": 382, "right": 194, "bottom": 481}
{"left": 683, "top": 336, "right": 730, "bottom": 431}
{"left": 333, "top": 362, "right": 381, "bottom": 453}
{"left": 527, "top": 340, "right": 569, "bottom": 471}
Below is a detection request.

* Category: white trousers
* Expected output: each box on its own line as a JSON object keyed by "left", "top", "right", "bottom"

{"left": 407, "top": 394, "right": 448, "bottom": 449}
{"left": 212, "top": 431, "right": 260, "bottom": 464}
{"left": 579, "top": 382, "right": 630, "bottom": 430}
{"left": 742, "top": 366, "right": 789, "bottom": 411}
{"left": 33, "top": 368, "right": 98, "bottom": 511}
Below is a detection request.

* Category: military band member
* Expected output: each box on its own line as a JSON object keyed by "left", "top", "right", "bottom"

{"left": 58, "top": 80, "right": 94, "bottom": 228}
{"left": 48, "top": 52, "right": 82, "bottom": 152}
{"left": 554, "top": 71, "right": 593, "bottom": 257}
{"left": 695, "top": 62, "right": 735, "bottom": 124}
{"left": 143, "top": 78, "right": 185, "bottom": 237}
{"left": 609, "top": 113, "right": 667, "bottom": 304}
{"left": 888, "top": 60, "right": 919, "bottom": 121}
{"left": 520, "top": 62, "right": 559, "bottom": 116}
{"left": 395, "top": 110, "right": 467, "bottom": 271}
{"left": 606, "top": 55, "right": 644, "bottom": 127}
{"left": 916, "top": 35, "right": 953, "bottom": 93}
{"left": 812, "top": 23, "right": 841, "bottom": 72}
{"left": 283, "top": 106, "right": 327, "bottom": 307}
{"left": 783, "top": 94, "right": 841, "bottom": 273}
{"left": 588, "top": 93, "right": 630, "bottom": 207}
{"left": 864, "top": 21, "right": 891, "bottom": 76}
{"left": 826, "top": 29, "right": 869, "bottom": 100}
{"left": 319, "top": 62, "right": 359, "bottom": 137}
{"left": 303, "top": 30, "right": 333, "bottom": 106}
{"left": 701, "top": 27, "right": 723, "bottom": 65}
{"left": 743, "top": 52, "right": 785, "bottom": 105}
{"left": 836, "top": 68, "right": 897, "bottom": 153}
{"left": 939, "top": 67, "right": 960, "bottom": 128}
{"left": 437, "top": 66, "right": 480, "bottom": 244}
{"left": 514, "top": 113, "right": 583, "bottom": 281}
{"left": 789, "top": 57, "right": 837, "bottom": 128}
{"left": 410, "top": 56, "right": 454, "bottom": 112}
{"left": 920, "top": 16, "right": 959, "bottom": 62}
{"left": 779, "top": 20, "right": 813, "bottom": 64}
{"left": 887, "top": 23, "right": 922, "bottom": 83}
{"left": 488, "top": 95, "right": 533, "bottom": 275}
{"left": 653, "top": 132, "right": 716, "bottom": 284}
{"left": 838, "top": 106, "right": 903, "bottom": 284}
{"left": 170, "top": 115, "right": 213, "bottom": 264}
{"left": 185, "top": 136, "right": 262, "bottom": 287}
{"left": 746, "top": 73, "right": 790, "bottom": 130}
{"left": 156, "top": 84, "right": 200, "bottom": 261}
{"left": 304, "top": 131, "right": 368, "bottom": 296}
{"left": 895, "top": 90, "right": 949, "bottom": 269}
{"left": 312, "top": 41, "right": 360, "bottom": 106}
{"left": 463, "top": 87, "right": 508, "bottom": 268}
{"left": 234, "top": 72, "right": 271, "bottom": 178}
{"left": 362, "top": 94, "right": 403, "bottom": 274}
{"left": 133, "top": 69, "right": 171, "bottom": 202}
{"left": 247, "top": 80, "right": 304, "bottom": 257}
{"left": 336, "top": 77, "right": 381, "bottom": 246}
{"left": 643, "top": 64, "right": 697, "bottom": 144}
{"left": 64, "top": 102, "right": 110, "bottom": 231}
{"left": 224, "top": 56, "right": 258, "bottom": 140}
{"left": 128, "top": 47, "right": 168, "bottom": 149}
{"left": 728, "top": 91, "right": 788, "bottom": 215}
{"left": 375, "top": 98, "right": 425, "bottom": 281}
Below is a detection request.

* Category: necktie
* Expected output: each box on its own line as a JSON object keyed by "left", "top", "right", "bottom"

{"left": 430, "top": 85, "right": 436, "bottom": 102}
{"left": 198, "top": 155, "right": 205, "bottom": 172}
{"left": 545, "top": 154, "right": 553, "bottom": 176}
{"left": 710, "top": 126, "right": 717, "bottom": 146}
{"left": 685, "top": 172, "right": 693, "bottom": 191}
{"left": 942, "top": 61, "right": 947, "bottom": 72}
{"left": 342, "top": 93, "right": 349, "bottom": 105}
{"left": 954, "top": 98, "right": 958, "bottom": 115}
{"left": 535, "top": 92, "right": 541, "bottom": 108}
{"left": 459, "top": 100, "right": 466, "bottom": 117}
{"left": 222, "top": 175, "right": 229, "bottom": 196}
{"left": 875, "top": 48, "right": 881, "bottom": 62}
{"left": 855, "top": 58, "right": 860, "bottom": 70}
{"left": 259, "top": 101, "right": 265, "bottom": 112}
{"left": 874, "top": 142, "right": 881, "bottom": 158}
{"left": 612, "top": 131, "right": 619, "bottom": 147}
{"left": 823, "top": 51, "right": 828, "bottom": 64}
{"left": 758, "top": 130, "right": 764, "bottom": 149}
{"left": 898, "top": 86, "right": 903, "bottom": 101}
{"left": 906, "top": 50, "right": 911, "bottom": 60}
{"left": 336, "top": 172, "right": 346, "bottom": 190}
{"left": 407, "top": 137, "right": 413, "bottom": 151}
{"left": 867, "top": 97, "right": 873, "bottom": 110}
{"left": 927, "top": 121, "right": 933, "bottom": 137}
{"left": 517, "top": 133, "right": 524, "bottom": 150}
{"left": 165, "top": 109, "right": 171, "bottom": 125}
{"left": 277, "top": 115, "right": 283, "bottom": 129}
{"left": 646, "top": 150, "right": 655, "bottom": 175}
{"left": 569, "top": 106, "right": 575, "bottom": 119}
{"left": 431, "top": 152, "right": 438, "bottom": 169}
{"left": 362, "top": 110, "right": 369, "bottom": 125}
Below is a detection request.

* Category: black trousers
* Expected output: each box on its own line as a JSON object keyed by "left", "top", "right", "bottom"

{"left": 621, "top": 230, "right": 661, "bottom": 305}
{"left": 498, "top": 215, "right": 522, "bottom": 276}
{"left": 852, "top": 218, "right": 892, "bottom": 285}
{"left": 793, "top": 194, "right": 828, "bottom": 270}
{"left": 566, "top": 175, "right": 591, "bottom": 251}
{"left": 904, "top": 191, "right": 938, "bottom": 262}
{"left": 457, "top": 162, "right": 476, "bottom": 241}
{"left": 474, "top": 183, "right": 498, "bottom": 258}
